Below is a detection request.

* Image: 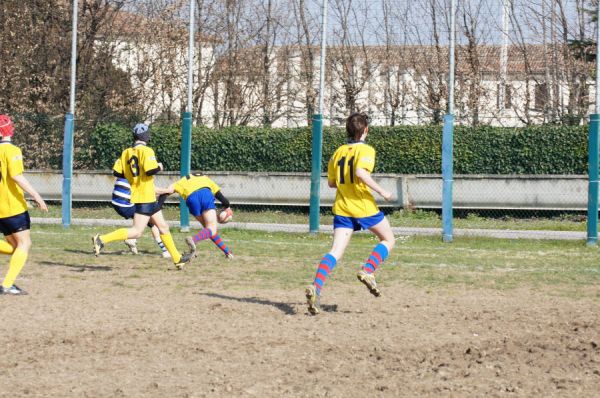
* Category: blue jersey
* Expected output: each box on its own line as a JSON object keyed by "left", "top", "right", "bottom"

{"left": 112, "top": 177, "right": 134, "bottom": 208}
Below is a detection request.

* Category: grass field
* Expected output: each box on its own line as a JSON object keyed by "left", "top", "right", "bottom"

{"left": 29, "top": 204, "right": 590, "bottom": 231}
{"left": 2, "top": 224, "right": 600, "bottom": 396}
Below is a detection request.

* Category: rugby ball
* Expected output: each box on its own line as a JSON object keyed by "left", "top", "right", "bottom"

{"left": 218, "top": 208, "right": 233, "bottom": 224}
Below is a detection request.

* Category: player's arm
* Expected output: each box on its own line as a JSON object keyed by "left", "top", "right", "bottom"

{"left": 355, "top": 168, "right": 392, "bottom": 201}
{"left": 113, "top": 158, "right": 125, "bottom": 178}
{"left": 155, "top": 183, "right": 176, "bottom": 196}
{"left": 11, "top": 174, "right": 48, "bottom": 211}
{"left": 327, "top": 157, "right": 337, "bottom": 188}
{"left": 214, "top": 191, "right": 230, "bottom": 209}
{"left": 144, "top": 148, "right": 161, "bottom": 176}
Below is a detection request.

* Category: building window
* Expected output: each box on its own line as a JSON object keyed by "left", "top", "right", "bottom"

{"left": 534, "top": 82, "right": 548, "bottom": 111}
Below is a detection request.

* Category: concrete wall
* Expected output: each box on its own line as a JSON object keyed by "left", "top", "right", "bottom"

{"left": 26, "top": 171, "right": 589, "bottom": 211}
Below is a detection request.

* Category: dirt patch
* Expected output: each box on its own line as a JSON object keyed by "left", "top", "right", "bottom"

{"left": 1, "top": 260, "right": 599, "bottom": 397}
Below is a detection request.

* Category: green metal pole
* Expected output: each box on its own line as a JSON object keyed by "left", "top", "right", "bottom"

{"left": 587, "top": 114, "right": 600, "bottom": 245}
{"left": 180, "top": 111, "right": 192, "bottom": 231}
{"left": 61, "top": 113, "right": 74, "bottom": 227}
{"left": 309, "top": 114, "right": 323, "bottom": 233}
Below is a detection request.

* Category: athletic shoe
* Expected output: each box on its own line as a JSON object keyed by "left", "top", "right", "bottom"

{"left": 0, "top": 284, "right": 28, "bottom": 295}
{"left": 161, "top": 251, "right": 171, "bottom": 259}
{"left": 174, "top": 252, "right": 193, "bottom": 270}
{"left": 124, "top": 239, "right": 138, "bottom": 255}
{"left": 357, "top": 270, "right": 381, "bottom": 297}
{"left": 185, "top": 236, "right": 197, "bottom": 258}
{"left": 225, "top": 252, "right": 234, "bottom": 260}
{"left": 92, "top": 234, "right": 104, "bottom": 257}
{"left": 305, "top": 285, "right": 320, "bottom": 315}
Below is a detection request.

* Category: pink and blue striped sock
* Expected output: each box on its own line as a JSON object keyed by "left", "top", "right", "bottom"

{"left": 313, "top": 253, "right": 337, "bottom": 295}
{"left": 192, "top": 228, "right": 213, "bottom": 242}
{"left": 362, "top": 243, "right": 389, "bottom": 274}
{"left": 211, "top": 233, "right": 231, "bottom": 255}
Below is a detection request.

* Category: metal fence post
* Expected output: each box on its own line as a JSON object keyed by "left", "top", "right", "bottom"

{"left": 309, "top": 114, "right": 323, "bottom": 233}
{"left": 587, "top": 114, "right": 600, "bottom": 245}
{"left": 180, "top": 111, "right": 192, "bottom": 231}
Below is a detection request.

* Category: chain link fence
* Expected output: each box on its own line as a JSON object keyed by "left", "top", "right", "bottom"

{"left": 3, "top": 0, "right": 597, "bottom": 231}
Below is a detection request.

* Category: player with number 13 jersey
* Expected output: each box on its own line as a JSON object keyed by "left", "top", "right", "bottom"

{"left": 92, "top": 124, "right": 192, "bottom": 269}
{"left": 112, "top": 143, "right": 160, "bottom": 204}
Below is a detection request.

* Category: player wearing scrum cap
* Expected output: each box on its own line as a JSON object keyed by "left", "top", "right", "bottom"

{"left": 0, "top": 114, "right": 48, "bottom": 295}
{"left": 92, "top": 123, "right": 193, "bottom": 269}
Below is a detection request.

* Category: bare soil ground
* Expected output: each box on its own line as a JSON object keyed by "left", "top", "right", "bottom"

{"left": 2, "top": 259, "right": 599, "bottom": 397}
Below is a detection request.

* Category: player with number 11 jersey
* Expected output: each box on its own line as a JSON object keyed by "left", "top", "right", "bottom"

{"left": 328, "top": 142, "right": 378, "bottom": 218}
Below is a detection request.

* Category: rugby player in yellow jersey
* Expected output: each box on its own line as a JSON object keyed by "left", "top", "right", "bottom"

{"left": 0, "top": 115, "right": 48, "bottom": 295}
{"left": 305, "top": 113, "right": 395, "bottom": 315}
{"left": 156, "top": 173, "right": 233, "bottom": 259}
{"left": 92, "top": 124, "right": 192, "bottom": 268}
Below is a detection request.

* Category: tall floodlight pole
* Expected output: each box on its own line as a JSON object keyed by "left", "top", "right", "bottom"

{"left": 61, "top": 0, "right": 78, "bottom": 227}
{"left": 441, "top": 0, "right": 456, "bottom": 242}
{"left": 309, "top": 0, "right": 328, "bottom": 233}
{"left": 499, "top": 0, "right": 509, "bottom": 111}
{"left": 586, "top": 0, "right": 600, "bottom": 245}
{"left": 180, "top": 0, "right": 196, "bottom": 231}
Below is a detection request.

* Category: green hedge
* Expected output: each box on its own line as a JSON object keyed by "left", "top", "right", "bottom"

{"left": 78, "top": 124, "right": 588, "bottom": 174}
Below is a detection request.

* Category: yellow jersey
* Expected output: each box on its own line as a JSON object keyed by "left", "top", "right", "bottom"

{"left": 0, "top": 142, "right": 28, "bottom": 218}
{"left": 113, "top": 143, "right": 160, "bottom": 204}
{"left": 327, "top": 142, "right": 379, "bottom": 218}
{"left": 173, "top": 175, "right": 220, "bottom": 200}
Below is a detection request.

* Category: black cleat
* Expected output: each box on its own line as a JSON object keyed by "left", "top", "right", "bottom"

{"left": 0, "top": 284, "right": 28, "bottom": 295}
{"left": 92, "top": 234, "right": 104, "bottom": 257}
{"left": 174, "top": 252, "right": 194, "bottom": 270}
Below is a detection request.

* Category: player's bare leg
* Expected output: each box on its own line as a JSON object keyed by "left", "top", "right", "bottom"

{"left": 306, "top": 228, "right": 353, "bottom": 315}
{"left": 149, "top": 210, "right": 191, "bottom": 268}
{"left": 187, "top": 209, "right": 233, "bottom": 259}
{"left": 1, "top": 229, "right": 31, "bottom": 295}
{"left": 357, "top": 217, "right": 395, "bottom": 297}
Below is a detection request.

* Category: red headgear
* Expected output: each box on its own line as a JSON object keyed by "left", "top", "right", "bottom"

{"left": 0, "top": 115, "right": 14, "bottom": 138}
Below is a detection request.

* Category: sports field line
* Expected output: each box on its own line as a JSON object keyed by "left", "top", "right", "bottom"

{"left": 31, "top": 217, "right": 587, "bottom": 241}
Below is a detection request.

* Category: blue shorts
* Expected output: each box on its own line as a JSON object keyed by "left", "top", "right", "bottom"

{"left": 113, "top": 204, "right": 154, "bottom": 227}
{"left": 135, "top": 202, "right": 161, "bottom": 216}
{"left": 0, "top": 211, "right": 31, "bottom": 236}
{"left": 112, "top": 204, "right": 135, "bottom": 219}
{"left": 333, "top": 211, "right": 384, "bottom": 231}
{"left": 186, "top": 188, "right": 216, "bottom": 217}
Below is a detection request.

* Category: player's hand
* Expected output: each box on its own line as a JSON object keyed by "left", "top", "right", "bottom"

{"left": 157, "top": 162, "right": 164, "bottom": 171}
{"left": 36, "top": 197, "right": 48, "bottom": 212}
{"left": 380, "top": 190, "right": 393, "bottom": 202}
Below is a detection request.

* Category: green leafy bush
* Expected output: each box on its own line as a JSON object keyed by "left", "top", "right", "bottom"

{"left": 82, "top": 124, "right": 588, "bottom": 175}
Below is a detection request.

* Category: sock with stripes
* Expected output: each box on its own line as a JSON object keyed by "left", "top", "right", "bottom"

{"left": 0, "top": 240, "right": 14, "bottom": 255}
{"left": 160, "top": 233, "right": 182, "bottom": 263}
{"left": 100, "top": 228, "right": 128, "bottom": 244}
{"left": 312, "top": 253, "right": 337, "bottom": 296}
{"left": 362, "top": 243, "right": 389, "bottom": 274}
{"left": 2, "top": 248, "right": 28, "bottom": 289}
{"left": 210, "top": 233, "right": 231, "bottom": 255}
{"left": 192, "top": 228, "right": 213, "bottom": 243}
{"left": 154, "top": 237, "right": 168, "bottom": 253}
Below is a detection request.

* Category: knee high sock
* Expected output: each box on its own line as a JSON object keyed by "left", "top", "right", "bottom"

{"left": 154, "top": 237, "right": 167, "bottom": 253}
{"left": 210, "top": 233, "right": 231, "bottom": 255}
{"left": 362, "top": 243, "right": 389, "bottom": 274}
{"left": 2, "top": 248, "right": 28, "bottom": 288}
{"left": 192, "top": 228, "right": 212, "bottom": 242}
{"left": 160, "top": 233, "right": 182, "bottom": 263}
{"left": 100, "top": 228, "right": 128, "bottom": 244}
{"left": 312, "top": 253, "right": 337, "bottom": 295}
{"left": 0, "top": 240, "right": 14, "bottom": 255}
